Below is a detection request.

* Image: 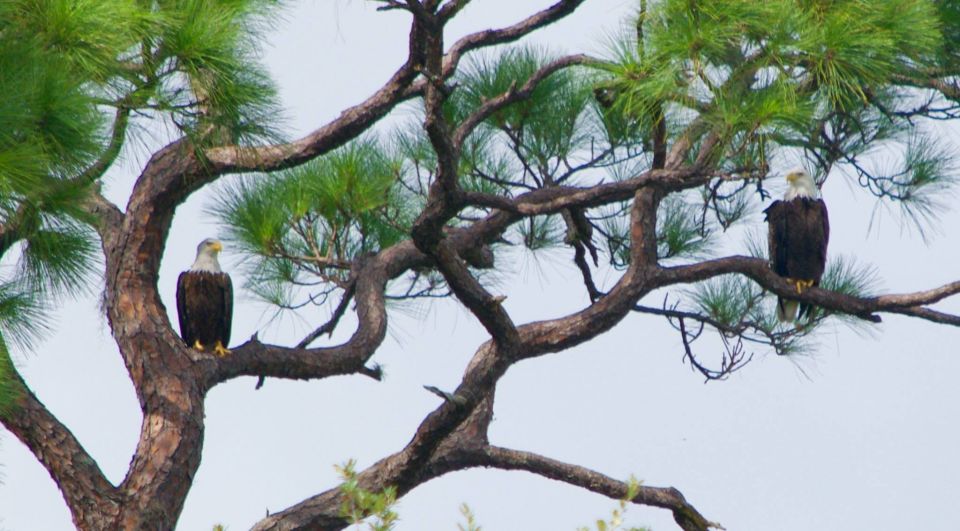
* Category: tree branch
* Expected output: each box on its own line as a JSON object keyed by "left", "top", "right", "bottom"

{"left": 0, "top": 368, "right": 121, "bottom": 528}
{"left": 461, "top": 167, "right": 702, "bottom": 216}
{"left": 248, "top": 187, "right": 685, "bottom": 530}
{"left": 296, "top": 281, "right": 357, "bottom": 349}
{"left": 203, "top": 7, "right": 436, "bottom": 176}
{"left": 250, "top": 339, "right": 508, "bottom": 531}
{"left": 656, "top": 256, "right": 960, "bottom": 326}
{"left": 473, "top": 445, "right": 723, "bottom": 531}
{"left": 453, "top": 54, "right": 593, "bottom": 147}
{"left": 84, "top": 191, "right": 124, "bottom": 245}
{"left": 439, "top": 0, "right": 587, "bottom": 79}
{"left": 209, "top": 259, "right": 389, "bottom": 388}
{"left": 77, "top": 105, "right": 132, "bottom": 184}
{"left": 433, "top": 239, "right": 519, "bottom": 345}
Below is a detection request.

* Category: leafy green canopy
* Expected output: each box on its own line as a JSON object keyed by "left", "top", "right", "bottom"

{"left": 208, "top": 1, "right": 956, "bottom": 362}
{"left": 586, "top": 0, "right": 958, "bottom": 355}
{"left": 0, "top": 0, "right": 282, "bottom": 368}
{"left": 598, "top": 0, "right": 954, "bottom": 217}
{"left": 150, "top": 0, "right": 284, "bottom": 143}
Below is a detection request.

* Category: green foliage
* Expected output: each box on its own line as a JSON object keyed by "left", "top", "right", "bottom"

{"left": 0, "top": 42, "right": 104, "bottom": 185}
{"left": 211, "top": 138, "right": 410, "bottom": 306}
{"left": 2, "top": 0, "right": 283, "bottom": 146}
{"left": 656, "top": 195, "right": 713, "bottom": 261}
{"left": 17, "top": 222, "right": 100, "bottom": 299}
{"left": 0, "top": 0, "right": 286, "bottom": 353}
{"left": 156, "top": 0, "right": 283, "bottom": 143}
{"left": 335, "top": 460, "right": 399, "bottom": 531}
{"left": 603, "top": 0, "right": 942, "bottom": 118}
{"left": 0, "top": 285, "right": 49, "bottom": 351}
{"left": 0, "top": 335, "right": 22, "bottom": 416}
{"left": 937, "top": 0, "right": 960, "bottom": 68}
{"left": 1, "top": 0, "right": 147, "bottom": 81}
{"left": 690, "top": 274, "right": 763, "bottom": 328}
{"left": 598, "top": 0, "right": 953, "bottom": 222}
{"left": 865, "top": 133, "right": 959, "bottom": 240}
{"left": 804, "top": 256, "right": 881, "bottom": 326}
{"left": 577, "top": 476, "right": 650, "bottom": 531}
{"left": 451, "top": 46, "right": 595, "bottom": 163}
{"left": 518, "top": 215, "right": 563, "bottom": 251}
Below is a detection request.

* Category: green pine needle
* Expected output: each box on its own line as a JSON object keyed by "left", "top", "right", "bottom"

{"left": 0, "top": 283, "right": 50, "bottom": 351}
{"left": 453, "top": 46, "right": 595, "bottom": 162}
{"left": 18, "top": 222, "right": 100, "bottom": 300}
{"left": 210, "top": 138, "right": 410, "bottom": 307}
{"left": 657, "top": 195, "right": 714, "bottom": 261}
{"left": 0, "top": 334, "right": 23, "bottom": 416}
{"left": 689, "top": 274, "right": 760, "bottom": 327}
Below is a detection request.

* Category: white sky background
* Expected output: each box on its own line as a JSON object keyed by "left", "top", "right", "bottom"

{"left": 3, "top": 1, "right": 960, "bottom": 530}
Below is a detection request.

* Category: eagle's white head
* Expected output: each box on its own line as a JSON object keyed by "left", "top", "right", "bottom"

{"left": 783, "top": 169, "right": 819, "bottom": 201}
{"left": 190, "top": 238, "right": 224, "bottom": 273}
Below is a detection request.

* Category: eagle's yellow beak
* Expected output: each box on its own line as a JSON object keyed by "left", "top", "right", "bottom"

{"left": 785, "top": 172, "right": 798, "bottom": 183}
{"left": 210, "top": 241, "right": 223, "bottom": 253}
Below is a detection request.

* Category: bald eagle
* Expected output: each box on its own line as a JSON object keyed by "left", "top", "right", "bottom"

{"left": 176, "top": 238, "right": 233, "bottom": 356}
{"left": 764, "top": 170, "right": 830, "bottom": 322}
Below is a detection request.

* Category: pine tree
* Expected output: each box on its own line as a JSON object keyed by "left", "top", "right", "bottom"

{"left": 2, "top": 1, "right": 960, "bottom": 529}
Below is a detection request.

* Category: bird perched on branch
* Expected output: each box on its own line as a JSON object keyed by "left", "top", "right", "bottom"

{"left": 177, "top": 238, "right": 233, "bottom": 356}
{"left": 764, "top": 169, "right": 830, "bottom": 322}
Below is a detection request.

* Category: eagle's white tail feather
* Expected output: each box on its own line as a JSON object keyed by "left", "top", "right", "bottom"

{"left": 777, "top": 298, "right": 799, "bottom": 322}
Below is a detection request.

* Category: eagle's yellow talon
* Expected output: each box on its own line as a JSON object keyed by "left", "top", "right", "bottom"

{"left": 192, "top": 340, "right": 205, "bottom": 351}
{"left": 213, "top": 341, "right": 231, "bottom": 357}
{"left": 789, "top": 279, "right": 812, "bottom": 294}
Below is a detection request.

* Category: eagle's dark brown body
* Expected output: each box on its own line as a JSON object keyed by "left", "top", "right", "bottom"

{"left": 176, "top": 271, "right": 233, "bottom": 350}
{"left": 764, "top": 197, "right": 830, "bottom": 320}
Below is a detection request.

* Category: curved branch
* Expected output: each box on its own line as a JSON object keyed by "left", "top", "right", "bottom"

{"left": 433, "top": 239, "right": 520, "bottom": 345}
{"left": 889, "top": 306, "right": 960, "bottom": 326}
{"left": 78, "top": 105, "right": 132, "bottom": 184}
{"left": 200, "top": 5, "right": 429, "bottom": 175}
{"left": 217, "top": 338, "right": 384, "bottom": 387}
{"left": 204, "top": 57, "right": 422, "bottom": 173}
{"left": 84, "top": 191, "right": 124, "bottom": 244}
{"left": 473, "top": 446, "right": 723, "bottom": 531}
{"left": 207, "top": 259, "right": 390, "bottom": 388}
{"left": 398, "top": 0, "right": 590, "bottom": 99}
{"left": 250, "top": 187, "right": 673, "bottom": 530}
{"left": 209, "top": 227, "right": 508, "bottom": 389}
{"left": 82, "top": 22, "right": 436, "bottom": 522}
{"left": 296, "top": 281, "right": 357, "bottom": 349}
{"left": 440, "top": 0, "right": 587, "bottom": 78}
{"left": 437, "top": 0, "right": 470, "bottom": 21}
{"left": 453, "top": 54, "right": 593, "bottom": 148}
{"left": 407, "top": 3, "right": 527, "bottom": 350}
{"left": 656, "top": 256, "right": 960, "bottom": 325}
{"left": 0, "top": 368, "right": 121, "bottom": 528}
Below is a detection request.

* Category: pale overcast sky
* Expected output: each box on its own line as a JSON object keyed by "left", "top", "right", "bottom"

{"left": 3, "top": 1, "right": 960, "bottom": 530}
